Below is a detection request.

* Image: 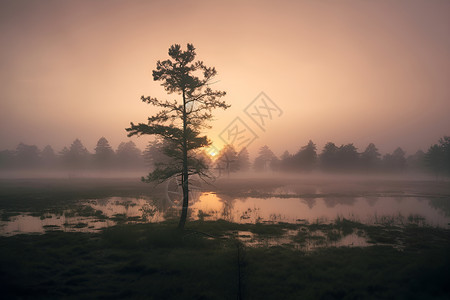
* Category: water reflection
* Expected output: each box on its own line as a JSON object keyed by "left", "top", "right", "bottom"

{"left": 0, "top": 197, "right": 161, "bottom": 236}
{"left": 365, "top": 196, "right": 379, "bottom": 207}
{"left": 87, "top": 197, "right": 164, "bottom": 221}
{"left": 1, "top": 192, "right": 449, "bottom": 236}
{"left": 1, "top": 213, "right": 112, "bottom": 235}
{"left": 191, "top": 193, "right": 449, "bottom": 227}
{"left": 273, "top": 185, "right": 321, "bottom": 196}
{"left": 230, "top": 228, "right": 370, "bottom": 251}
{"left": 301, "top": 198, "right": 316, "bottom": 209}
{"left": 323, "top": 197, "right": 357, "bottom": 208}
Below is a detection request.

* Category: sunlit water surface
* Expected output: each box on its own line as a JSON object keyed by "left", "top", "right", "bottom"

{"left": 1, "top": 192, "right": 448, "bottom": 238}
{"left": 194, "top": 193, "right": 449, "bottom": 226}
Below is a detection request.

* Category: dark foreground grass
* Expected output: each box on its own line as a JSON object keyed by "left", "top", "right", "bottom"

{"left": 1, "top": 221, "right": 449, "bottom": 299}
{"left": 0, "top": 222, "right": 237, "bottom": 299}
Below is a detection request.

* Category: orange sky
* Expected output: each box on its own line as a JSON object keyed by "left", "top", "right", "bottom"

{"left": 1, "top": 0, "right": 449, "bottom": 156}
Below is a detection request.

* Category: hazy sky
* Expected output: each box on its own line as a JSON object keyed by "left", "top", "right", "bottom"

{"left": 1, "top": 0, "right": 449, "bottom": 157}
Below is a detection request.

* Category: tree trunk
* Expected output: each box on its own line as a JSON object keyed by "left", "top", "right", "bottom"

{"left": 178, "top": 89, "right": 189, "bottom": 230}
{"left": 178, "top": 171, "right": 189, "bottom": 229}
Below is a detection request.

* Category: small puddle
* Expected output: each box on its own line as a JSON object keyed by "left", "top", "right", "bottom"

{"left": 0, "top": 197, "right": 162, "bottom": 236}
{"left": 1, "top": 214, "right": 112, "bottom": 235}
{"left": 229, "top": 227, "right": 371, "bottom": 251}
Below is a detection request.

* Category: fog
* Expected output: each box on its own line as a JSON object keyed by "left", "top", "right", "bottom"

{"left": 1, "top": 0, "right": 450, "bottom": 156}
{"left": 1, "top": 135, "right": 449, "bottom": 181}
{"left": 2, "top": 2, "right": 450, "bottom": 298}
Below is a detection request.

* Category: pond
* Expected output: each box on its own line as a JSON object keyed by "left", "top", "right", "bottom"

{"left": 1, "top": 190, "right": 449, "bottom": 237}
{"left": 192, "top": 193, "right": 449, "bottom": 226}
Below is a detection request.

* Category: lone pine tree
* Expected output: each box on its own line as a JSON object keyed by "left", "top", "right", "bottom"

{"left": 126, "top": 43, "right": 228, "bottom": 229}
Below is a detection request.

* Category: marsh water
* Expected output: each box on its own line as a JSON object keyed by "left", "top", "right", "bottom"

{"left": 1, "top": 186, "right": 449, "bottom": 237}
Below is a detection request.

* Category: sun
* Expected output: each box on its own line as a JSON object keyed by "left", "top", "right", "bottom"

{"left": 208, "top": 148, "right": 218, "bottom": 157}
{"left": 205, "top": 145, "right": 221, "bottom": 158}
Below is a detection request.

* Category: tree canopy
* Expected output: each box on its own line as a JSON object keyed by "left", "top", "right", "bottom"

{"left": 126, "top": 43, "right": 229, "bottom": 228}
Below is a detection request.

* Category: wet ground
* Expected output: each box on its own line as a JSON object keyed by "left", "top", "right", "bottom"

{"left": 1, "top": 177, "right": 449, "bottom": 299}
{"left": 1, "top": 176, "right": 449, "bottom": 250}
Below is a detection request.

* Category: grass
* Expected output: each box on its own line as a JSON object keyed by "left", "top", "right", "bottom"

{"left": 0, "top": 222, "right": 239, "bottom": 299}
{"left": 1, "top": 177, "right": 449, "bottom": 298}
{"left": 0, "top": 221, "right": 449, "bottom": 299}
{"left": 245, "top": 245, "right": 450, "bottom": 300}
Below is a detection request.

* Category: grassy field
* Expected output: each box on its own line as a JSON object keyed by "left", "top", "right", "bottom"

{"left": 0, "top": 220, "right": 449, "bottom": 299}
{"left": 0, "top": 177, "right": 449, "bottom": 299}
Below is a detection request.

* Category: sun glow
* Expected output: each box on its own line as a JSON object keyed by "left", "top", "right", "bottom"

{"left": 205, "top": 145, "right": 221, "bottom": 158}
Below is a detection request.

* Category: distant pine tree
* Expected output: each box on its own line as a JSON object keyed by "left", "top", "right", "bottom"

{"left": 94, "top": 137, "right": 115, "bottom": 169}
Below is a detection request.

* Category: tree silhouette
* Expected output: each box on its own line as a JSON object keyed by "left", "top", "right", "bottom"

{"left": 438, "top": 136, "right": 450, "bottom": 175}
{"left": 41, "top": 145, "right": 57, "bottom": 169}
{"left": 407, "top": 150, "right": 426, "bottom": 173}
{"left": 279, "top": 150, "right": 292, "bottom": 171}
{"left": 66, "top": 139, "right": 90, "bottom": 169}
{"left": 94, "top": 137, "right": 115, "bottom": 169}
{"left": 143, "top": 139, "right": 173, "bottom": 170}
{"left": 425, "top": 136, "right": 450, "bottom": 178}
{"left": 360, "top": 143, "right": 381, "bottom": 172}
{"left": 59, "top": 147, "right": 70, "bottom": 167}
{"left": 237, "top": 147, "right": 251, "bottom": 172}
{"left": 337, "top": 144, "right": 359, "bottom": 171}
{"left": 15, "top": 143, "right": 40, "bottom": 168}
{"left": 116, "top": 141, "right": 142, "bottom": 169}
{"left": 216, "top": 144, "right": 238, "bottom": 176}
{"left": 292, "top": 140, "right": 317, "bottom": 172}
{"left": 425, "top": 144, "right": 443, "bottom": 177}
{"left": 383, "top": 147, "right": 406, "bottom": 172}
{"left": 254, "top": 145, "right": 277, "bottom": 172}
{"left": 319, "top": 142, "right": 339, "bottom": 171}
{"left": 126, "top": 43, "right": 228, "bottom": 229}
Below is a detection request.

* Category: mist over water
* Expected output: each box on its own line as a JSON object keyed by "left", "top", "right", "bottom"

{"left": 1, "top": 1, "right": 450, "bottom": 298}
{"left": 2, "top": 174, "right": 449, "bottom": 237}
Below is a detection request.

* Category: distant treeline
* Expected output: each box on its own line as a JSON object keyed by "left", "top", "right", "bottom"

{"left": 0, "top": 138, "right": 145, "bottom": 171}
{"left": 1, "top": 136, "right": 449, "bottom": 178}
{"left": 213, "top": 136, "right": 450, "bottom": 178}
